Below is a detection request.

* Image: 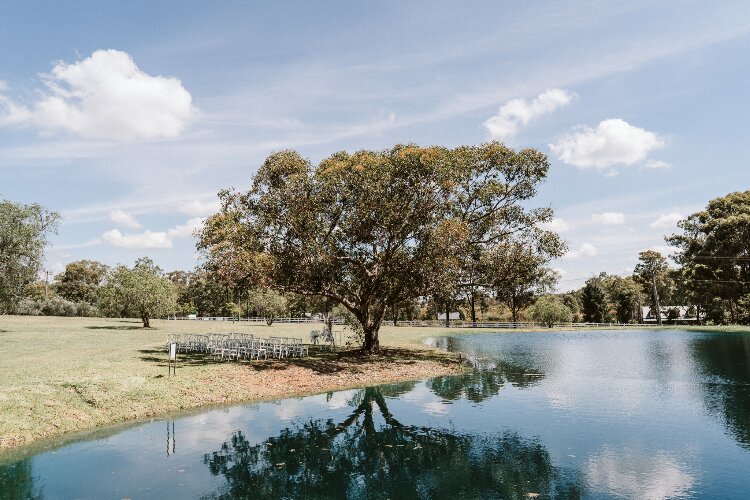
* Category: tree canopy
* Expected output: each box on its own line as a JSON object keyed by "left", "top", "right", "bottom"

{"left": 55, "top": 259, "right": 109, "bottom": 305}
{"left": 530, "top": 294, "right": 572, "bottom": 327}
{"left": 668, "top": 190, "right": 750, "bottom": 323}
{"left": 98, "top": 257, "right": 177, "bottom": 327}
{"left": 198, "top": 143, "right": 561, "bottom": 352}
{"left": 0, "top": 200, "right": 59, "bottom": 313}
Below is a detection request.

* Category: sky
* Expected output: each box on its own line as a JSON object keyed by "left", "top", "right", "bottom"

{"left": 1, "top": 1, "right": 749, "bottom": 291}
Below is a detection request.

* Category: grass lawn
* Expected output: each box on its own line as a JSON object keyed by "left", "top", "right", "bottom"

{"left": 0, "top": 315, "right": 470, "bottom": 453}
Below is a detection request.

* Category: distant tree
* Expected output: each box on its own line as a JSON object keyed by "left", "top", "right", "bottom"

{"left": 668, "top": 190, "right": 750, "bottom": 324}
{"left": 602, "top": 275, "right": 642, "bottom": 323}
{"left": 247, "top": 289, "right": 288, "bottom": 325}
{"left": 55, "top": 260, "right": 109, "bottom": 304}
{"left": 634, "top": 250, "right": 673, "bottom": 325}
{"left": 580, "top": 277, "right": 609, "bottom": 323}
{"left": 198, "top": 143, "right": 557, "bottom": 353}
{"left": 560, "top": 293, "right": 582, "bottom": 322}
{"left": 0, "top": 200, "right": 60, "bottom": 313}
{"left": 530, "top": 295, "right": 572, "bottom": 327}
{"left": 488, "top": 242, "right": 561, "bottom": 322}
{"left": 98, "top": 257, "right": 177, "bottom": 327}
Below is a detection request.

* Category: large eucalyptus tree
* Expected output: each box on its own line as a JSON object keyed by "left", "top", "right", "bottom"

{"left": 198, "top": 142, "right": 561, "bottom": 352}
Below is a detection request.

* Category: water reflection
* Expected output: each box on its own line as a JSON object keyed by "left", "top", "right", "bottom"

{"left": 167, "top": 421, "right": 176, "bottom": 457}
{"left": 202, "top": 386, "right": 584, "bottom": 499}
{"left": 691, "top": 334, "right": 750, "bottom": 449}
{"left": 427, "top": 336, "right": 545, "bottom": 403}
{"left": 585, "top": 447, "right": 695, "bottom": 500}
{"left": 0, "top": 459, "right": 42, "bottom": 499}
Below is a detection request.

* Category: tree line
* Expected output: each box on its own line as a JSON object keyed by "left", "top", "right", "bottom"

{"left": 2, "top": 143, "right": 749, "bottom": 351}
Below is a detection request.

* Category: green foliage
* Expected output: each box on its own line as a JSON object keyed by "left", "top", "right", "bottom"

{"left": 55, "top": 260, "right": 108, "bottom": 304}
{"left": 602, "top": 275, "right": 642, "bottom": 323}
{"left": 560, "top": 293, "right": 582, "bottom": 322}
{"left": 530, "top": 295, "right": 572, "bottom": 327}
{"left": 16, "top": 296, "right": 98, "bottom": 317}
{"left": 247, "top": 288, "right": 288, "bottom": 325}
{"left": 487, "top": 243, "right": 561, "bottom": 322}
{"left": 668, "top": 190, "right": 750, "bottom": 324}
{"left": 98, "top": 258, "right": 177, "bottom": 327}
{"left": 581, "top": 277, "right": 610, "bottom": 323}
{"left": 0, "top": 200, "right": 60, "bottom": 313}
{"left": 198, "top": 143, "right": 557, "bottom": 352}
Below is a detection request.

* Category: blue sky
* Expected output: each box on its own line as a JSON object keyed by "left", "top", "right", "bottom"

{"left": 1, "top": 1, "right": 749, "bottom": 290}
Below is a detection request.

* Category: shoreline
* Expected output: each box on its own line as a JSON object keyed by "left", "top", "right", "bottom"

{"left": 0, "top": 329, "right": 464, "bottom": 453}
{"left": 1, "top": 316, "right": 747, "bottom": 455}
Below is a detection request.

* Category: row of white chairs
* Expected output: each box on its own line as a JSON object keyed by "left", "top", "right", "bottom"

{"left": 165, "top": 333, "right": 308, "bottom": 361}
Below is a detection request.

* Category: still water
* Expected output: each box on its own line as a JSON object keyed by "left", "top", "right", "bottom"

{"left": 1, "top": 329, "right": 749, "bottom": 499}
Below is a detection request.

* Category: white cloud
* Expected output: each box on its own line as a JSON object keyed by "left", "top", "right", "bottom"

{"left": 540, "top": 217, "right": 570, "bottom": 233}
{"left": 166, "top": 217, "right": 205, "bottom": 238}
{"left": 643, "top": 159, "right": 672, "bottom": 169}
{"left": 109, "top": 209, "right": 142, "bottom": 229}
{"left": 592, "top": 212, "right": 625, "bottom": 225}
{"left": 483, "top": 88, "right": 573, "bottom": 139}
{"left": 177, "top": 199, "right": 221, "bottom": 217}
{"left": 648, "top": 244, "right": 679, "bottom": 256}
{"left": 0, "top": 49, "right": 194, "bottom": 141}
{"left": 649, "top": 212, "right": 683, "bottom": 228}
{"left": 102, "top": 217, "right": 204, "bottom": 249}
{"left": 549, "top": 119, "right": 664, "bottom": 169}
{"left": 102, "top": 229, "right": 173, "bottom": 249}
{"left": 566, "top": 243, "right": 598, "bottom": 259}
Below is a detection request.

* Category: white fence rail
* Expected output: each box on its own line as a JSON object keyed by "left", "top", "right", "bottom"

{"left": 168, "top": 316, "right": 663, "bottom": 329}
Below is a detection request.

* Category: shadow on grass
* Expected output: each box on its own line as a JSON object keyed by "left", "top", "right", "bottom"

{"left": 138, "top": 346, "right": 459, "bottom": 374}
{"left": 87, "top": 325, "right": 144, "bottom": 331}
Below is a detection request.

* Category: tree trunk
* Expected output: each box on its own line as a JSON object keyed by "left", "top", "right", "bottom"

{"left": 142, "top": 315, "right": 150, "bottom": 328}
{"left": 393, "top": 304, "right": 398, "bottom": 326}
{"left": 651, "top": 278, "right": 662, "bottom": 325}
{"left": 469, "top": 290, "right": 476, "bottom": 324}
{"left": 445, "top": 302, "right": 450, "bottom": 327}
{"left": 510, "top": 295, "right": 518, "bottom": 323}
{"left": 363, "top": 327, "right": 380, "bottom": 353}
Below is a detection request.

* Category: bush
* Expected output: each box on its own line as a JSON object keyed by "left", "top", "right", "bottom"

{"left": 16, "top": 298, "right": 43, "bottom": 316}
{"left": 16, "top": 296, "right": 98, "bottom": 317}
{"left": 530, "top": 295, "right": 572, "bottom": 328}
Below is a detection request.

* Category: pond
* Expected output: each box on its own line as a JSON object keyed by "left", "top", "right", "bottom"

{"left": 1, "top": 329, "right": 749, "bottom": 499}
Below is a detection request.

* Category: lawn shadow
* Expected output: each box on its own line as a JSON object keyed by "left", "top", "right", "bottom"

{"left": 137, "top": 345, "right": 459, "bottom": 373}
{"left": 87, "top": 325, "right": 143, "bottom": 331}
{"left": 138, "top": 348, "right": 218, "bottom": 367}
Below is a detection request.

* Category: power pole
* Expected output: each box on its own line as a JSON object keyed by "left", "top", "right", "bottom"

{"left": 44, "top": 269, "right": 51, "bottom": 298}
{"left": 652, "top": 277, "right": 662, "bottom": 325}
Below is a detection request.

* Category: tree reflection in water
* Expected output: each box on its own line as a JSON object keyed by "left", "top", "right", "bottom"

{"left": 202, "top": 386, "right": 582, "bottom": 499}
{"left": 691, "top": 334, "right": 750, "bottom": 450}
{"left": 0, "top": 459, "right": 43, "bottom": 500}
{"left": 428, "top": 360, "right": 544, "bottom": 403}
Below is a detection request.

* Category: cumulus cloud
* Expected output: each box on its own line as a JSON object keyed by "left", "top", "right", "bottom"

{"left": 643, "top": 159, "right": 672, "bottom": 169}
{"left": 549, "top": 119, "right": 664, "bottom": 169}
{"left": 566, "top": 243, "right": 598, "bottom": 259}
{"left": 0, "top": 49, "right": 194, "bottom": 141}
{"left": 177, "top": 199, "right": 221, "bottom": 217}
{"left": 483, "top": 88, "right": 573, "bottom": 140}
{"left": 102, "top": 217, "right": 204, "bottom": 249}
{"left": 539, "top": 217, "right": 570, "bottom": 233}
{"left": 102, "top": 229, "right": 173, "bottom": 249}
{"left": 592, "top": 212, "right": 625, "bottom": 225}
{"left": 109, "top": 209, "right": 142, "bottom": 229}
{"left": 649, "top": 212, "right": 683, "bottom": 228}
{"left": 166, "top": 217, "right": 205, "bottom": 238}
